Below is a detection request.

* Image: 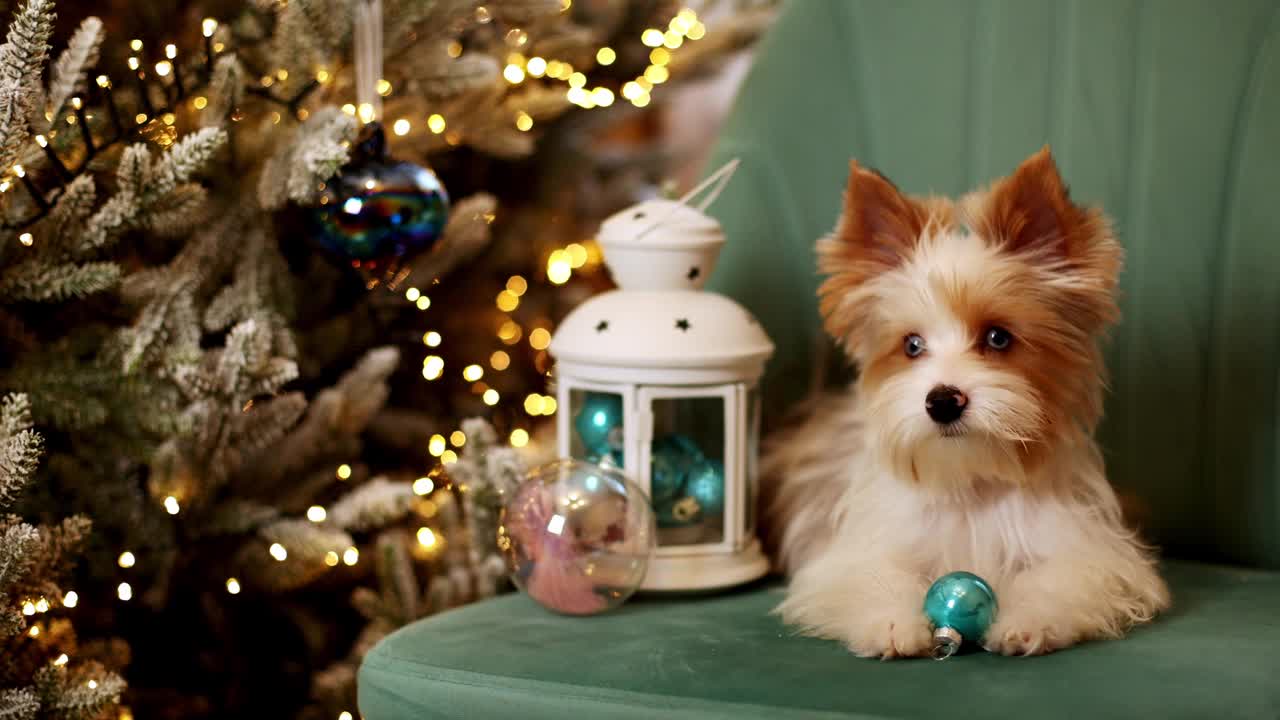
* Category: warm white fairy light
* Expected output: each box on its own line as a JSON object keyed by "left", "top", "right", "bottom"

{"left": 490, "top": 351, "right": 510, "bottom": 370}
{"left": 163, "top": 496, "right": 180, "bottom": 515}
{"left": 269, "top": 543, "right": 288, "bottom": 561}
{"left": 446, "top": 41, "right": 462, "bottom": 58}
{"left": 63, "top": 591, "right": 78, "bottom": 608}
{"left": 503, "top": 64, "right": 525, "bottom": 84}
{"left": 416, "top": 527, "right": 437, "bottom": 548}
{"left": 117, "top": 583, "right": 132, "bottom": 601}
{"left": 596, "top": 47, "right": 616, "bottom": 65}
{"left": 416, "top": 296, "right": 430, "bottom": 310}
{"left": 324, "top": 551, "right": 340, "bottom": 567}
{"left": 135, "top": 113, "right": 148, "bottom": 125}
{"left": 202, "top": 18, "right": 218, "bottom": 37}
{"left": 496, "top": 289, "right": 519, "bottom": 311}
{"left": 645, "top": 65, "right": 670, "bottom": 84}
{"left": 547, "top": 250, "right": 572, "bottom": 284}
{"left": 22, "top": 601, "right": 36, "bottom": 616}
{"left": 357, "top": 103, "right": 375, "bottom": 124}
{"left": 225, "top": 578, "right": 241, "bottom": 594}
{"left": 96, "top": 74, "right": 110, "bottom": 88}
{"left": 427, "top": 114, "right": 446, "bottom": 133}
{"left": 687, "top": 20, "right": 706, "bottom": 40}
{"left": 568, "top": 72, "right": 587, "bottom": 88}
{"left": 12, "top": 164, "right": 24, "bottom": 178}
{"left": 591, "top": 87, "right": 614, "bottom": 107}
{"left": 393, "top": 118, "right": 411, "bottom": 135}
{"left": 193, "top": 96, "right": 207, "bottom": 109}
{"left": 336, "top": 463, "right": 352, "bottom": 480}
{"left": 88, "top": 680, "right": 98, "bottom": 689}
{"left": 529, "top": 328, "right": 552, "bottom": 350}
{"left": 54, "top": 653, "right": 69, "bottom": 666}
{"left": 663, "top": 30, "right": 684, "bottom": 49}
{"left": 450, "top": 430, "right": 466, "bottom": 447}
{"left": 34, "top": 597, "right": 49, "bottom": 613}
{"left": 523, "top": 394, "right": 545, "bottom": 415}
{"left": 29, "top": 625, "right": 39, "bottom": 637}
{"left": 510, "top": 429, "right": 530, "bottom": 448}
{"left": 423, "top": 331, "right": 441, "bottom": 347}
{"left": 130, "top": 39, "right": 143, "bottom": 52}
{"left": 423, "top": 355, "right": 444, "bottom": 380}
{"left": 154, "top": 61, "right": 172, "bottom": 77}
{"left": 413, "top": 477, "right": 434, "bottom": 495}
{"left": 462, "top": 364, "right": 484, "bottom": 381}
{"left": 641, "top": 28, "right": 664, "bottom": 47}
{"left": 376, "top": 78, "right": 392, "bottom": 95}
{"left": 341, "top": 103, "right": 356, "bottom": 116}
{"left": 117, "top": 551, "right": 136, "bottom": 568}
{"left": 526, "top": 56, "right": 547, "bottom": 76}
{"left": 339, "top": 712, "right": 353, "bottom": 720}
{"left": 343, "top": 547, "right": 359, "bottom": 566}
{"left": 165, "top": 44, "right": 177, "bottom": 60}
{"left": 34, "top": 134, "right": 47, "bottom": 147}
{"left": 441, "top": 450, "right": 458, "bottom": 465}
{"left": 482, "top": 389, "right": 499, "bottom": 405}
{"left": 428, "top": 434, "right": 447, "bottom": 457}
{"left": 650, "top": 47, "right": 671, "bottom": 66}
{"left": 307, "top": 506, "right": 327, "bottom": 522}
{"left": 19, "top": 233, "right": 32, "bottom": 246}
{"left": 405, "top": 286, "right": 421, "bottom": 302}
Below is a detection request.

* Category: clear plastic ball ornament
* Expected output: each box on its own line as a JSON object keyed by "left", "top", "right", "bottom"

{"left": 499, "top": 460, "right": 656, "bottom": 615}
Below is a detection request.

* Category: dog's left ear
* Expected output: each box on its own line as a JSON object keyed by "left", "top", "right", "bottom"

{"left": 973, "top": 146, "right": 1097, "bottom": 262}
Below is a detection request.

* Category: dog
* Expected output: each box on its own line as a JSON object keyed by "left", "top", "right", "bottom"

{"left": 761, "top": 147, "right": 1170, "bottom": 658}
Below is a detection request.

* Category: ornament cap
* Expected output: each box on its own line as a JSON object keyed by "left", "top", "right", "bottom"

{"left": 352, "top": 121, "right": 389, "bottom": 163}
{"left": 932, "top": 626, "right": 963, "bottom": 660}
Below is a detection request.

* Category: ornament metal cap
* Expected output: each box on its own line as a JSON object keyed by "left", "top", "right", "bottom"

{"left": 932, "top": 626, "right": 963, "bottom": 661}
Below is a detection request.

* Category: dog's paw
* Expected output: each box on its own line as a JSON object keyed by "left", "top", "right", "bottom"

{"left": 982, "top": 612, "right": 1075, "bottom": 656}
{"left": 844, "top": 610, "right": 933, "bottom": 660}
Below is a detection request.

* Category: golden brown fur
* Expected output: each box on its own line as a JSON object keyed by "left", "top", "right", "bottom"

{"left": 764, "top": 147, "right": 1169, "bottom": 657}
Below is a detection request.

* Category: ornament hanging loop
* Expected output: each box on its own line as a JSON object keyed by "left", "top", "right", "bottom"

{"left": 353, "top": 0, "right": 384, "bottom": 123}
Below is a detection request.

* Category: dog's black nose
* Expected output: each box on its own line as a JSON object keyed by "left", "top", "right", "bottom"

{"left": 925, "top": 385, "right": 967, "bottom": 425}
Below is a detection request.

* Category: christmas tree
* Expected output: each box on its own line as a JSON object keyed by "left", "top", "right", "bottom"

{"left": 0, "top": 0, "right": 772, "bottom": 717}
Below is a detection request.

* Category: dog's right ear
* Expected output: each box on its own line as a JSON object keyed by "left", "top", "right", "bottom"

{"left": 817, "top": 161, "right": 933, "bottom": 351}
{"left": 833, "top": 160, "right": 928, "bottom": 269}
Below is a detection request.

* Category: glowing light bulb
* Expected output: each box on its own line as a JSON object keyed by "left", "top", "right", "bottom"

{"left": 526, "top": 56, "right": 547, "bottom": 76}
{"left": 490, "top": 351, "right": 510, "bottom": 370}
{"left": 503, "top": 64, "right": 525, "bottom": 84}
{"left": 496, "top": 290, "right": 519, "bottom": 311}
{"left": 428, "top": 114, "right": 446, "bottom": 133}
{"left": 405, "top": 287, "right": 421, "bottom": 302}
{"left": 337, "top": 463, "right": 352, "bottom": 479}
{"left": 482, "top": 389, "right": 499, "bottom": 406}
{"left": 193, "top": 96, "right": 207, "bottom": 109}
{"left": 441, "top": 450, "right": 458, "bottom": 464}
{"left": 416, "top": 296, "right": 431, "bottom": 310}
{"left": 429, "top": 434, "right": 447, "bottom": 457}
{"left": 463, "top": 364, "right": 484, "bottom": 382}
{"left": 687, "top": 20, "right": 707, "bottom": 40}
{"left": 117, "top": 552, "right": 136, "bottom": 568}
{"left": 163, "top": 496, "right": 180, "bottom": 515}
{"left": 269, "top": 543, "right": 288, "bottom": 561}
{"left": 393, "top": 118, "right": 411, "bottom": 135}
{"left": 510, "top": 429, "right": 530, "bottom": 447}
{"left": 22, "top": 601, "right": 35, "bottom": 615}
{"left": 96, "top": 75, "right": 110, "bottom": 88}
{"left": 413, "top": 477, "right": 435, "bottom": 495}
{"left": 324, "top": 551, "right": 340, "bottom": 567}
{"left": 596, "top": 47, "right": 616, "bottom": 65}
{"left": 641, "top": 28, "right": 665, "bottom": 47}
{"left": 202, "top": 18, "right": 218, "bottom": 37}
{"left": 529, "top": 328, "right": 552, "bottom": 350}
{"left": 225, "top": 578, "right": 241, "bottom": 594}
{"left": 568, "top": 72, "right": 586, "bottom": 88}
{"left": 343, "top": 547, "right": 359, "bottom": 566}
{"left": 423, "top": 356, "right": 444, "bottom": 380}
{"left": 54, "top": 653, "right": 69, "bottom": 666}
{"left": 307, "top": 506, "right": 327, "bottom": 522}
{"left": 155, "top": 61, "right": 172, "bottom": 77}
{"left": 376, "top": 79, "right": 392, "bottom": 95}
{"left": 515, "top": 111, "right": 533, "bottom": 131}
{"left": 34, "top": 598, "right": 49, "bottom": 613}
{"left": 417, "top": 527, "right": 437, "bottom": 548}
{"left": 524, "top": 394, "right": 545, "bottom": 415}
{"left": 450, "top": 430, "right": 466, "bottom": 447}
{"left": 591, "top": 87, "right": 614, "bottom": 107}
{"left": 19, "top": 233, "right": 33, "bottom": 246}
{"left": 63, "top": 591, "right": 78, "bottom": 608}
{"left": 127, "top": 57, "right": 140, "bottom": 71}
{"left": 423, "top": 331, "right": 441, "bottom": 347}
{"left": 117, "top": 583, "right": 132, "bottom": 601}
{"left": 165, "top": 44, "right": 177, "bottom": 59}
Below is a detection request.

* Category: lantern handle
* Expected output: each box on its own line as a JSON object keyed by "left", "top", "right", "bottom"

{"left": 679, "top": 157, "right": 740, "bottom": 212}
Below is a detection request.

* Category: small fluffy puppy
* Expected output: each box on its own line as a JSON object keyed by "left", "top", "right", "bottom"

{"left": 763, "top": 147, "right": 1169, "bottom": 658}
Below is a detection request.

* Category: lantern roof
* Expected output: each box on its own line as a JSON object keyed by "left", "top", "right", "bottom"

{"left": 551, "top": 288, "right": 773, "bottom": 374}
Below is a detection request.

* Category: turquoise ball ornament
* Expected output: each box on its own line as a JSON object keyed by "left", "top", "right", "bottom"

{"left": 649, "top": 434, "right": 710, "bottom": 527}
{"left": 306, "top": 122, "right": 449, "bottom": 282}
{"left": 923, "top": 571, "right": 998, "bottom": 660}
{"left": 574, "top": 393, "right": 624, "bottom": 459}
{"left": 685, "top": 459, "right": 725, "bottom": 518}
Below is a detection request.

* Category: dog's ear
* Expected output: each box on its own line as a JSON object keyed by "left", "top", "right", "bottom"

{"left": 973, "top": 146, "right": 1094, "bottom": 261}
{"left": 835, "top": 160, "right": 929, "bottom": 268}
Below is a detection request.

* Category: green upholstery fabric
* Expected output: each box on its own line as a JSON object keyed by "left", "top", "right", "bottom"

{"left": 705, "top": 0, "right": 1280, "bottom": 568}
{"left": 359, "top": 562, "right": 1280, "bottom": 719}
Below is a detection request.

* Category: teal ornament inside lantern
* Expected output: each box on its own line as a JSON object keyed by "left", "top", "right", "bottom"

{"left": 923, "top": 571, "right": 998, "bottom": 660}
{"left": 307, "top": 122, "right": 449, "bottom": 282}
{"left": 685, "top": 459, "right": 724, "bottom": 518}
{"left": 574, "top": 392, "right": 624, "bottom": 459}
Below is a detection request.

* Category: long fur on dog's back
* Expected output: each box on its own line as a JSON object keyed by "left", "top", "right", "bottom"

{"left": 759, "top": 389, "right": 861, "bottom": 575}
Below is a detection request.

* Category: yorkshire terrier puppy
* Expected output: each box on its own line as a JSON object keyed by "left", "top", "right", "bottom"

{"left": 763, "top": 147, "right": 1169, "bottom": 658}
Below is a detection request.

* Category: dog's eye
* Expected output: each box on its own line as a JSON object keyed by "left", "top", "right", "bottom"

{"left": 985, "top": 326, "right": 1013, "bottom": 351}
{"left": 904, "top": 334, "right": 927, "bottom": 358}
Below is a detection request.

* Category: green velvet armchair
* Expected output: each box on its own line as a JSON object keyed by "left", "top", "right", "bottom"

{"left": 360, "top": 2, "right": 1280, "bottom": 717}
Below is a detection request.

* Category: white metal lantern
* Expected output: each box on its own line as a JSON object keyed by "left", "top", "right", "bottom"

{"left": 549, "top": 161, "right": 775, "bottom": 591}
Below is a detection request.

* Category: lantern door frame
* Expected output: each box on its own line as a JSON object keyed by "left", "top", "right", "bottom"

{"left": 636, "top": 383, "right": 740, "bottom": 558}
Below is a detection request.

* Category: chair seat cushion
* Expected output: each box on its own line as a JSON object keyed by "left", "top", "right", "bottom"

{"left": 359, "top": 561, "right": 1280, "bottom": 719}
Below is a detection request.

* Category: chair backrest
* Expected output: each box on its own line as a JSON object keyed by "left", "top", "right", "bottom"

{"left": 705, "top": 0, "right": 1280, "bottom": 568}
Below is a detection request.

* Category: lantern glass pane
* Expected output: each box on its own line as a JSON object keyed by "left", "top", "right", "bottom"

{"left": 648, "top": 395, "right": 725, "bottom": 547}
{"left": 568, "top": 389, "right": 626, "bottom": 467}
